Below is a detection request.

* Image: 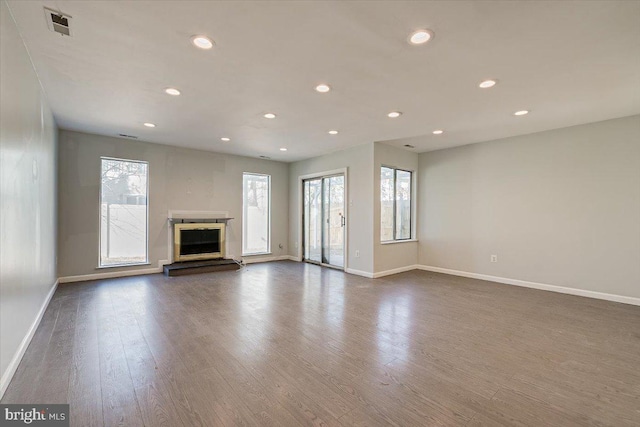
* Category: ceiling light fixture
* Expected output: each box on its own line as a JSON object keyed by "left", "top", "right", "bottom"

{"left": 409, "top": 29, "right": 433, "bottom": 45}
{"left": 432, "top": 129, "right": 444, "bottom": 135}
{"left": 264, "top": 113, "right": 276, "bottom": 119}
{"left": 315, "top": 84, "right": 331, "bottom": 93}
{"left": 221, "top": 137, "right": 230, "bottom": 142}
{"left": 479, "top": 80, "right": 497, "bottom": 89}
{"left": 280, "top": 148, "right": 287, "bottom": 151}
{"left": 191, "top": 35, "right": 214, "bottom": 49}
{"left": 387, "top": 111, "right": 402, "bottom": 118}
{"left": 143, "top": 122, "right": 156, "bottom": 128}
{"left": 328, "top": 130, "right": 338, "bottom": 135}
{"left": 514, "top": 110, "right": 529, "bottom": 116}
{"left": 165, "top": 88, "right": 181, "bottom": 96}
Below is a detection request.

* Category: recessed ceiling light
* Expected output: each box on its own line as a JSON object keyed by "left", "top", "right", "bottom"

{"left": 479, "top": 80, "right": 497, "bottom": 89}
{"left": 315, "top": 84, "right": 331, "bottom": 93}
{"left": 387, "top": 111, "right": 402, "bottom": 118}
{"left": 264, "top": 113, "right": 276, "bottom": 119}
{"left": 280, "top": 148, "right": 287, "bottom": 151}
{"left": 514, "top": 110, "right": 529, "bottom": 116}
{"left": 221, "top": 137, "right": 230, "bottom": 142}
{"left": 191, "top": 35, "right": 214, "bottom": 49}
{"left": 165, "top": 88, "right": 181, "bottom": 96}
{"left": 328, "top": 130, "right": 338, "bottom": 135}
{"left": 409, "top": 29, "right": 433, "bottom": 45}
{"left": 432, "top": 129, "right": 444, "bottom": 135}
{"left": 143, "top": 122, "right": 156, "bottom": 128}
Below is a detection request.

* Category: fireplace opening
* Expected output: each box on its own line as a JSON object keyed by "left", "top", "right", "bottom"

{"left": 180, "top": 229, "right": 220, "bottom": 256}
{"left": 174, "top": 223, "right": 226, "bottom": 262}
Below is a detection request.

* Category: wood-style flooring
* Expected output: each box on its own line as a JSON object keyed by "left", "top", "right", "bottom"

{"left": 3, "top": 261, "right": 639, "bottom": 426}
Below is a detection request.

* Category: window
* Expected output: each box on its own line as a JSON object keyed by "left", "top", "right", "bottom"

{"left": 381, "top": 166, "right": 412, "bottom": 242}
{"left": 100, "top": 157, "right": 148, "bottom": 266}
{"left": 243, "top": 173, "right": 270, "bottom": 255}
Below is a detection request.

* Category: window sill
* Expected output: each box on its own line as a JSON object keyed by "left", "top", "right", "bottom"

{"left": 380, "top": 239, "right": 418, "bottom": 245}
{"left": 97, "top": 262, "right": 151, "bottom": 269}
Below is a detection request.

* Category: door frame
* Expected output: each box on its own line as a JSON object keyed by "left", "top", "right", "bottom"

{"left": 297, "top": 168, "right": 348, "bottom": 271}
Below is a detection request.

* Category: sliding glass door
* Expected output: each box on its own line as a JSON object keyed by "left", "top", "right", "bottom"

{"left": 303, "top": 174, "right": 345, "bottom": 269}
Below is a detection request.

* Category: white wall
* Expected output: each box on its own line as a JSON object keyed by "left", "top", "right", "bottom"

{"left": 373, "top": 142, "right": 419, "bottom": 273}
{"left": 418, "top": 115, "right": 640, "bottom": 299}
{"left": 57, "top": 130, "right": 289, "bottom": 277}
{"left": 0, "top": 0, "right": 58, "bottom": 394}
{"left": 289, "top": 143, "right": 374, "bottom": 274}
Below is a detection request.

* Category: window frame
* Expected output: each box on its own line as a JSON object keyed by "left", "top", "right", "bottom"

{"left": 98, "top": 156, "right": 150, "bottom": 268}
{"left": 242, "top": 172, "right": 272, "bottom": 256}
{"left": 380, "top": 166, "right": 413, "bottom": 242}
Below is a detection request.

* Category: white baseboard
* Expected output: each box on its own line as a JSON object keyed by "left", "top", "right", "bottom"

{"left": 417, "top": 265, "right": 640, "bottom": 306}
{"left": 373, "top": 264, "right": 420, "bottom": 278}
{"left": 345, "top": 268, "right": 375, "bottom": 278}
{"left": 58, "top": 260, "right": 169, "bottom": 284}
{"left": 347, "top": 263, "right": 640, "bottom": 305}
{"left": 347, "top": 264, "right": 418, "bottom": 279}
{"left": 0, "top": 278, "right": 58, "bottom": 400}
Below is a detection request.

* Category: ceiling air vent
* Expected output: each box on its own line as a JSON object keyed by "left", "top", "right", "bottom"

{"left": 118, "top": 134, "right": 138, "bottom": 139}
{"left": 404, "top": 144, "right": 415, "bottom": 149}
{"left": 44, "top": 7, "right": 72, "bottom": 36}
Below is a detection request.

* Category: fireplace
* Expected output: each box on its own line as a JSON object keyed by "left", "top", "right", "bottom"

{"left": 174, "top": 223, "right": 225, "bottom": 262}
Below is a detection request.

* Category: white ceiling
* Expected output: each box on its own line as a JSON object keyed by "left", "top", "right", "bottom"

{"left": 7, "top": 1, "right": 640, "bottom": 161}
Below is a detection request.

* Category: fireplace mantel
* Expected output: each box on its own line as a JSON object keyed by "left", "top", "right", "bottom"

{"left": 167, "top": 217, "right": 233, "bottom": 224}
{"left": 167, "top": 210, "right": 233, "bottom": 224}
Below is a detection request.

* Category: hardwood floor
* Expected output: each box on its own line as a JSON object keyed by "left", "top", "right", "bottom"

{"left": 3, "top": 261, "right": 639, "bottom": 426}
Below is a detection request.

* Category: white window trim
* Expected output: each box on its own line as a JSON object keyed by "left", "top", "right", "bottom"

{"left": 98, "top": 156, "right": 149, "bottom": 269}
{"left": 380, "top": 165, "right": 414, "bottom": 243}
{"left": 380, "top": 239, "right": 418, "bottom": 245}
{"left": 96, "top": 262, "right": 151, "bottom": 269}
{"left": 242, "top": 172, "right": 271, "bottom": 256}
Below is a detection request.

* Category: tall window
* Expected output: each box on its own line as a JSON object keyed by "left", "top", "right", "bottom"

{"left": 243, "top": 173, "right": 270, "bottom": 255}
{"left": 100, "top": 157, "right": 148, "bottom": 266}
{"left": 381, "top": 166, "right": 412, "bottom": 242}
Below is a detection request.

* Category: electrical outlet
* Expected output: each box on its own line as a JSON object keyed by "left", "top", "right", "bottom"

{"left": 355, "top": 250, "right": 360, "bottom": 258}
{"left": 294, "top": 242, "right": 298, "bottom": 248}
{"left": 491, "top": 255, "right": 498, "bottom": 263}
